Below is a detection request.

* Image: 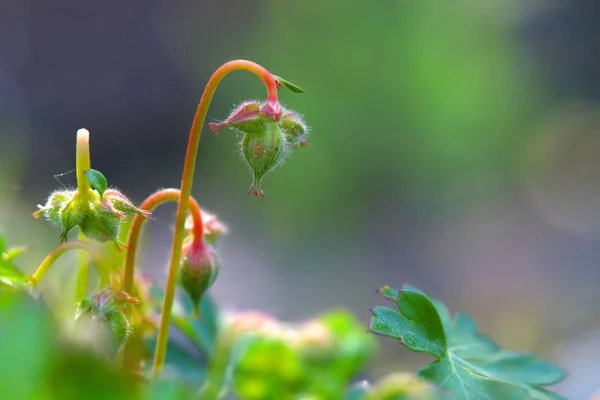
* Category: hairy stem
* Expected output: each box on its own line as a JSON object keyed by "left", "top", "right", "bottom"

{"left": 75, "top": 129, "right": 92, "bottom": 301}
{"left": 152, "top": 60, "right": 279, "bottom": 377}
{"left": 31, "top": 240, "right": 108, "bottom": 288}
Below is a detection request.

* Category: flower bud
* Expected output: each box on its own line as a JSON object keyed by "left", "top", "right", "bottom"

{"left": 179, "top": 241, "right": 220, "bottom": 314}
{"left": 75, "top": 287, "right": 139, "bottom": 349}
{"left": 35, "top": 187, "right": 150, "bottom": 246}
{"left": 242, "top": 123, "right": 285, "bottom": 197}
{"left": 281, "top": 111, "right": 309, "bottom": 148}
{"left": 209, "top": 99, "right": 309, "bottom": 196}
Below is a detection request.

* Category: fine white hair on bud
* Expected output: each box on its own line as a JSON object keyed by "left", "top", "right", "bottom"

{"left": 209, "top": 99, "right": 310, "bottom": 196}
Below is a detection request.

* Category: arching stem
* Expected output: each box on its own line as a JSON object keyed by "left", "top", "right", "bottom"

{"left": 31, "top": 240, "right": 108, "bottom": 288}
{"left": 122, "top": 188, "right": 204, "bottom": 296}
{"left": 152, "top": 60, "right": 279, "bottom": 377}
{"left": 121, "top": 189, "right": 203, "bottom": 370}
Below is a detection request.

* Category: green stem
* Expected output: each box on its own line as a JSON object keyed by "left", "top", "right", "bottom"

{"left": 199, "top": 332, "right": 236, "bottom": 399}
{"left": 75, "top": 129, "right": 92, "bottom": 301}
{"left": 152, "top": 60, "right": 279, "bottom": 377}
{"left": 31, "top": 240, "right": 108, "bottom": 288}
{"left": 75, "top": 231, "right": 89, "bottom": 301}
{"left": 76, "top": 128, "right": 91, "bottom": 193}
{"left": 121, "top": 189, "right": 204, "bottom": 369}
{"left": 122, "top": 189, "right": 204, "bottom": 296}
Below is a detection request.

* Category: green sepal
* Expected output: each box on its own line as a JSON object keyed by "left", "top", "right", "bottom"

{"left": 85, "top": 169, "right": 108, "bottom": 198}
{"left": 274, "top": 75, "right": 305, "bottom": 93}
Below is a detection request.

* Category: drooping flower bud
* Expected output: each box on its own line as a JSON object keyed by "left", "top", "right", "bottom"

{"left": 35, "top": 186, "right": 150, "bottom": 247}
{"left": 184, "top": 209, "right": 227, "bottom": 245}
{"left": 242, "top": 123, "right": 286, "bottom": 197}
{"left": 179, "top": 241, "right": 220, "bottom": 315}
{"left": 75, "top": 287, "right": 139, "bottom": 349}
{"left": 209, "top": 99, "right": 309, "bottom": 196}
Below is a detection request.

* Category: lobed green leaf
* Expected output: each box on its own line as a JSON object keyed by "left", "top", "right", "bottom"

{"left": 369, "top": 285, "right": 566, "bottom": 400}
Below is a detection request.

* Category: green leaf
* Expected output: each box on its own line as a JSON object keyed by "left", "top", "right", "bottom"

{"left": 274, "top": 75, "right": 306, "bottom": 93}
{"left": 369, "top": 285, "right": 566, "bottom": 400}
{"left": 0, "top": 234, "right": 6, "bottom": 253}
{"left": 0, "top": 291, "right": 55, "bottom": 399}
{"left": 85, "top": 169, "right": 108, "bottom": 198}
{"left": 369, "top": 289, "right": 446, "bottom": 357}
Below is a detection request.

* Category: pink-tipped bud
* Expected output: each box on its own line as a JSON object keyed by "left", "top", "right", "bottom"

{"left": 210, "top": 99, "right": 309, "bottom": 196}
{"left": 179, "top": 241, "right": 220, "bottom": 314}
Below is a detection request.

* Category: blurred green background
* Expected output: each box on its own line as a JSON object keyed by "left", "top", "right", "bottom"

{"left": 2, "top": 1, "right": 600, "bottom": 398}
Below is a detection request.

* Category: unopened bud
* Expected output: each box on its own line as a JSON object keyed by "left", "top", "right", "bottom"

{"left": 242, "top": 123, "right": 285, "bottom": 197}
{"left": 75, "top": 287, "right": 139, "bottom": 349}
{"left": 209, "top": 99, "right": 309, "bottom": 196}
{"left": 36, "top": 187, "right": 150, "bottom": 247}
{"left": 179, "top": 241, "right": 219, "bottom": 314}
{"left": 281, "top": 111, "right": 309, "bottom": 148}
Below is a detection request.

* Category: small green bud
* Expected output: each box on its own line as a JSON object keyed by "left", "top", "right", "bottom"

{"left": 209, "top": 99, "right": 309, "bottom": 196}
{"left": 242, "top": 123, "right": 285, "bottom": 197}
{"left": 281, "top": 111, "right": 309, "bottom": 148}
{"left": 179, "top": 241, "right": 219, "bottom": 314}
{"left": 35, "top": 187, "right": 150, "bottom": 246}
{"left": 109, "top": 310, "right": 132, "bottom": 345}
{"left": 75, "top": 287, "right": 139, "bottom": 348}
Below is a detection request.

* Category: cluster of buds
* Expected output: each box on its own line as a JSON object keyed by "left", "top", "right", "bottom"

{"left": 75, "top": 287, "right": 140, "bottom": 349}
{"left": 209, "top": 99, "right": 309, "bottom": 196}
{"left": 34, "top": 187, "right": 150, "bottom": 247}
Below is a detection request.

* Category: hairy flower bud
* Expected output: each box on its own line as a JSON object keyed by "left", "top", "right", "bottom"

{"left": 179, "top": 241, "right": 219, "bottom": 314}
{"left": 242, "top": 123, "right": 285, "bottom": 197}
{"left": 209, "top": 99, "right": 309, "bottom": 196}
{"left": 280, "top": 111, "right": 309, "bottom": 148}
{"left": 75, "top": 287, "right": 139, "bottom": 349}
{"left": 35, "top": 187, "right": 150, "bottom": 247}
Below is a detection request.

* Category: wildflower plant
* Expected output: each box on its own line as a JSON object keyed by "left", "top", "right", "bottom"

{"left": 0, "top": 60, "right": 566, "bottom": 399}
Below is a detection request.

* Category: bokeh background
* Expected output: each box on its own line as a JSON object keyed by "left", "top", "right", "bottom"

{"left": 2, "top": 1, "right": 600, "bottom": 398}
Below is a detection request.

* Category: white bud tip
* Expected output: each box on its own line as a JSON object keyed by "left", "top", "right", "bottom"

{"left": 77, "top": 128, "right": 90, "bottom": 138}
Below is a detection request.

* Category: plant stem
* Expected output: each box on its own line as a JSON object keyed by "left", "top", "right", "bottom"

{"left": 75, "top": 231, "right": 89, "bottom": 301}
{"left": 152, "top": 60, "right": 279, "bottom": 377}
{"left": 121, "top": 189, "right": 203, "bottom": 370}
{"left": 199, "top": 332, "right": 235, "bottom": 400}
{"left": 31, "top": 240, "right": 108, "bottom": 288}
{"left": 75, "top": 129, "right": 92, "bottom": 301}
{"left": 76, "top": 128, "right": 91, "bottom": 193}
{"left": 122, "top": 189, "right": 204, "bottom": 296}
